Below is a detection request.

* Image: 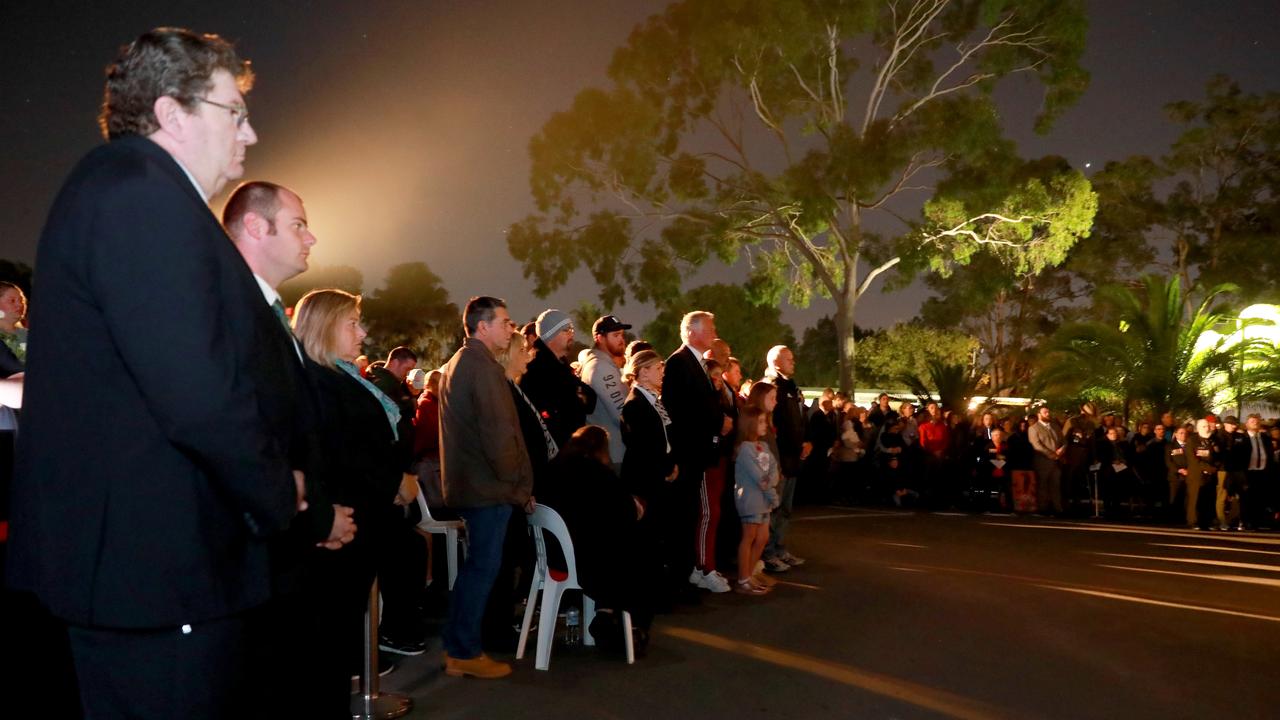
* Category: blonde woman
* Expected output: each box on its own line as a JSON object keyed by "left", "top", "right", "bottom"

{"left": 293, "top": 289, "right": 423, "bottom": 691}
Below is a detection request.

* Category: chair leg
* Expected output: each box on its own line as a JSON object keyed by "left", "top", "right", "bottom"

{"left": 535, "top": 581, "right": 564, "bottom": 671}
{"left": 582, "top": 595, "right": 596, "bottom": 647}
{"left": 419, "top": 530, "right": 434, "bottom": 588}
{"left": 445, "top": 528, "right": 459, "bottom": 590}
{"left": 516, "top": 571, "right": 543, "bottom": 661}
{"left": 621, "top": 611, "right": 634, "bottom": 665}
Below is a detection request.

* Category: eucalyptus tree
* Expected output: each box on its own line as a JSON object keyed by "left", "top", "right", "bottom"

{"left": 508, "top": 0, "right": 1097, "bottom": 392}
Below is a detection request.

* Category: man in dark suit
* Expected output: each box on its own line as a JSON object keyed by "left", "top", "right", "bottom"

{"left": 1242, "top": 414, "right": 1273, "bottom": 530}
{"left": 661, "top": 311, "right": 723, "bottom": 600}
{"left": 5, "top": 29, "right": 303, "bottom": 718}
{"left": 223, "top": 180, "right": 361, "bottom": 713}
{"left": 1165, "top": 425, "right": 1191, "bottom": 524}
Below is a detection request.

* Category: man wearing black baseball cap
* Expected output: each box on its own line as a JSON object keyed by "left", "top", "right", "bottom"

{"left": 580, "top": 315, "right": 632, "bottom": 468}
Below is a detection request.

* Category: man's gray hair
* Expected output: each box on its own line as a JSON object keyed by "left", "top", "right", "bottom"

{"left": 680, "top": 311, "right": 714, "bottom": 343}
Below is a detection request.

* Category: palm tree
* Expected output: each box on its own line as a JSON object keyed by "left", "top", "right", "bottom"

{"left": 1240, "top": 342, "right": 1280, "bottom": 407}
{"left": 1037, "top": 275, "right": 1240, "bottom": 422}
{"left": 899, "top": 359, "right": 982, "bottom": 414}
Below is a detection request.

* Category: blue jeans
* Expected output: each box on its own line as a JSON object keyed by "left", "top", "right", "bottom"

{"left": 442, "top": 503, "right": 513, "bottom": 659}
{"left": 765, "top": 474, "right": 797, "bottom": 559}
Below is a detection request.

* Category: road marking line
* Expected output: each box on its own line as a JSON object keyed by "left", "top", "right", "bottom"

{"left": 1150, "top": 543, "right": 1280, "bottom": 556}
{"left": 879, "top": 562, "right": 1270, "bottom": 617}
{"left": 1091, "top": 552, "right": 1280, "bottom": 573}
{"left": 659, "top": 626, "right": 1017, "bottom": 720}
{"left": 889, "top": 567, "right": 928, "bottom": 573}
{"left": 878, "top": 541, "right": 928, "bottom": 548}
{"left": 773, "top": 579, "right": 822, "bottom": 590}
{"left": 982, "top": 522, "right": 1280, "bottom": 546}
{"left": 1098, "top": 564, "right": 1280, "bottom": 588}
{"left": 1035, "top": 585, "right": 1280, "bottom": 624}
{"left": 794, "top": 512, "right": 908, "bottom": 521}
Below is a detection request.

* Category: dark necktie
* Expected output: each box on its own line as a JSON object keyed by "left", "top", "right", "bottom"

{"left": 271, "top": 299, "right": 304, "bottom": 363}
{"left": 270, "top": 299, "right": 292, "bottom": 335}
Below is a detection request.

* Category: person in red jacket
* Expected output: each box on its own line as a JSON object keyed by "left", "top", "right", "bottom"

{"left": 918, "top": 402, "right": 951, "bottom": 506}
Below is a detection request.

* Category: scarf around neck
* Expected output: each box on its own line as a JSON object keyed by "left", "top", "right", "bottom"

{"left": 337, "top": 359, "right": 402, "bottom": 440}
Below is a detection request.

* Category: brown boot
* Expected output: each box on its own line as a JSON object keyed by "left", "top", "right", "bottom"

{"left": 444, "top": 653, "right": 512, "bottom": 679}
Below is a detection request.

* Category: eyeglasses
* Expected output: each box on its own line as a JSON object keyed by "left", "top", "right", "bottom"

{"left": 195, "top": 97, "right": 250, "bottom": 127}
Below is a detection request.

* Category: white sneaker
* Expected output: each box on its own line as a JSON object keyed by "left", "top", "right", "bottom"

{"left": 764, "top": 557, "right": 791, "bottom": 573}
{"left": 702, "top": 570, "right": 731, "bottom": 593}
{"left": 688, "top": 568, "right": 707, "bottom": 587}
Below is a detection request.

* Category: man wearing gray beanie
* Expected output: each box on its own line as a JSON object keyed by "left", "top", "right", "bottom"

{"left": 520, "top": 309, "right": 597, "bottom": 448}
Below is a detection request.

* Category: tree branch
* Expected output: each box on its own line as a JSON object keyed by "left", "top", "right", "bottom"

{"left": 856, "top": 256, "right": 902, "bottom": 297}
{"left": 864, "top": 0, "right": 949, "bottom": 133}
{"left": 734, "top": 54, "right": 793, "bottom": 164}
{"left": 888, "top": 13, "right": 1052, "bottom": 128}
{"left": 860, "top": 153, "right": 947, "bottom": 208}
{"left": 918, "top": 212, "right": 1050, "bottom": 248}
{"left": 775, "top": 212, "right": 840, "bottom": 298}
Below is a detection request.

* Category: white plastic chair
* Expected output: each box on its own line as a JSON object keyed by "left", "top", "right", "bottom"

{"left": 516, "top": 504, "right": 634, "bottom": 669}
{"left": 413, "top": 492, "right": 466, "bottom": 590}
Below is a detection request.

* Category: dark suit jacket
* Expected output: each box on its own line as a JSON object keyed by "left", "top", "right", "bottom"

{"left": 1166, "top": 440, "right": 1191, "bottom": 484}
{"left": 1244, "top": 432, "right": 1274, "bottom": 473}
{"left": 7, "top": 135, "right": 297, "bottom": 628}
{"left": 308, "top": 364, "right": 412, "bottom": 524}
{"left": 1187, "top": 434, "right": 1221, "bottom": 481}
{"left": 620, "top": 388, "right": 677, "bottom": 505}
{"left": 661, "top": 345, "right": 721, "bottom": 471}
{"left": 251, "top": 304, "right": 335, "bottom": 594}
{"left": 766, "top": 372, "right": 807, "bottom": 476}
{"left": 1220, "top": 429, "right": 1251, "bottom": 472}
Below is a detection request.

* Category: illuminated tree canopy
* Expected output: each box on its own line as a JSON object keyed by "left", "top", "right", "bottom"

{"left": 509, "top": 0, "right": 1098, "bottom": 391}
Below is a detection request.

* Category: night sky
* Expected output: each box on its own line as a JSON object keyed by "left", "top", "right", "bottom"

{"left": 2, "top": 1, "right": 1277, "bottom": 335}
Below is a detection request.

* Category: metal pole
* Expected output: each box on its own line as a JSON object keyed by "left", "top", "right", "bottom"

{"left": 1091, "top": 469, "right": 1101, "bottom": 519}
{"left": 1237, "top": 317, "right": 1244, "bottom": 419}
{"left": 351, "top": 576, "right": 412, "bottom": 720}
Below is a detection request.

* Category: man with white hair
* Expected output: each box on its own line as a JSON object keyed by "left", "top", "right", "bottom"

{"left": 1187, "top": 417, "right": 1222, "bottom": 530}
{"left": 661, "top": 311, "right": 728, "bottom": 597}
{"left": 762, "top": 345, "right": 811, "bottom": 572}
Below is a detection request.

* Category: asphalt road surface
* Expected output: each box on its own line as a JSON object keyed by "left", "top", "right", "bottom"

{"left": 378, "top": 509, "right": 1280, "bottom": 719}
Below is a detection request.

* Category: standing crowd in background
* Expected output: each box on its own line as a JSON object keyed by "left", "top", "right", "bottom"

{"left": 810, "top": 395, "right": 1280, "bottom": 533}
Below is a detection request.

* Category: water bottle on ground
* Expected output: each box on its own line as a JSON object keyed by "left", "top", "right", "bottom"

{"left": 565, "top": 606, "right": 580, "bottom": 646}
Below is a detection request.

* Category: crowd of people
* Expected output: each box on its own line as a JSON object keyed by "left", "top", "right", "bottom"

{"left": 3, "top": 26, "right": 1279, "bottom": 720}
{"left": 0, "top": 27, "right": 827, "bottom": 719}
{"left": 792, "top": 394, "right": 1280, "bottom": 533}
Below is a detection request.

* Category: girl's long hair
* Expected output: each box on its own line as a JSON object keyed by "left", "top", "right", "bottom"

{"left": 737, "top": 405, "right": 767, "bottom": 447}
{"left": 745, "top": 380, "right": 776, "bottom": 434}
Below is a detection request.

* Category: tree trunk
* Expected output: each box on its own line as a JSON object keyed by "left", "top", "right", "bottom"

{"left": 835, "top": 291, "right": 857, "bottom": 395}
